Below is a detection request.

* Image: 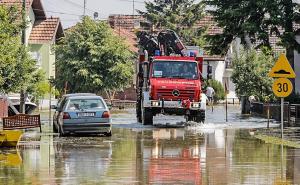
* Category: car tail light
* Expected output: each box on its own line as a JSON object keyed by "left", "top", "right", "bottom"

{"left": 102, "top": 111, "right": 110, "bottom": 118}
{"left": 63, "top": 112, "right": 70, "bottom": 119}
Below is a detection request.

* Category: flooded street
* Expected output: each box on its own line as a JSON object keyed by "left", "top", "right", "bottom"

{"left": 1, "top": 105, "right": 300, "bottom": 184}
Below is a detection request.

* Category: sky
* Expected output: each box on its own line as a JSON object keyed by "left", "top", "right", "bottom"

{"left": 41, "top": 0, "right": 149, "bottom": 28}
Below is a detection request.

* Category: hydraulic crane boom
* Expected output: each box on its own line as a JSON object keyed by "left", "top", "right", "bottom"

{"left": 137, "top": 30, "right": 186, "bottom": 56}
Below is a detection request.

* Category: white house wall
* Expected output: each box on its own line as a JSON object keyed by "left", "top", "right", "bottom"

{"left": 202, "top": 61, "right": 223, "bottom": 80}
{"left": 203, "top": 60, "right": 237, "bottom": 100}
{"left": 25, "top": 7, "right": 35, "bottom": 46}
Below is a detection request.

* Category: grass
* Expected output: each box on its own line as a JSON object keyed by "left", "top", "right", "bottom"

{"left": 255, "top": 134, "right": 300, "bottom": 148}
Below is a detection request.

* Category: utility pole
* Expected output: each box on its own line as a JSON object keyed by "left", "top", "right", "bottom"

{"left": 20, "top": 0, "right": 26, "bottom": 114}
{"left": 132, "top": 0, "right": 135, "bottom": 29}
{"left": 118, "top": 14, "right": 120, "bottom": 36}
{"left": 83, "top": 0, "right": 86, "bottom": 16}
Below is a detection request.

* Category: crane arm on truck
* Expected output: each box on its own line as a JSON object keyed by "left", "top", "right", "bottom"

{"left": 137, "top": 30, "right": 186, "bottom": 57}
{"left": 157, "top": 30, "right": 186, "bottom": 56}
{"left": 137, "top": 31, "right": 159, "bottom": 57}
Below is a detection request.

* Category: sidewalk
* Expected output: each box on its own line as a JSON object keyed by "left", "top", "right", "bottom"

{"left": 257, "top": 127, "right": 300, "bottom": 144}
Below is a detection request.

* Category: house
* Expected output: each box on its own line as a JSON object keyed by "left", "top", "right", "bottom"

{"left": 0, "top": 0, "right": 64, "bottom": 80}
{"left": 1, "top": 0, "right": 64, "bottom": 109}
{"left": 29, "top": 17, "right": 64, "bottom": 79}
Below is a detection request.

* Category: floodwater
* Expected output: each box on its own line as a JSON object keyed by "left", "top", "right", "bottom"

{"left": 1, "top": 105, "right": 300, "bottom": 185}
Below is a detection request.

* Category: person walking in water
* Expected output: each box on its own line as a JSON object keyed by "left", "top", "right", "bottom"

{"left": 206, "top": 85, "right": 215, "bottom": 104}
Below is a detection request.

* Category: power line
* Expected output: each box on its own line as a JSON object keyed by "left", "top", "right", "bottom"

{"left": 33, "top": 8, "right": 82, "bottom": 16}
{"left": 117, "top": 0, "right": 145, "bottom": 4}
{"left": 62, "top": 0, "right": 99, "bottom": 14}
{"left": 83, "top": 0, "right": 86, "bottom": 16}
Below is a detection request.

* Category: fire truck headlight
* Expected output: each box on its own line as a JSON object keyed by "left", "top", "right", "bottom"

{"left": 151, "top": 101, "right": 160, "bottom": 107}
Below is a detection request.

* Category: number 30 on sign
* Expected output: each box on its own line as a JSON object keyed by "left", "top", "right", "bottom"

{"left": 272, "top": 78, "right": 293, "bottom": 97}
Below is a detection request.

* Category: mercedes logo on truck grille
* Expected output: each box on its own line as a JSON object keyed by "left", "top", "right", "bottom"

{"left": 172, "top": 89, "right": 180, "bottom": 97}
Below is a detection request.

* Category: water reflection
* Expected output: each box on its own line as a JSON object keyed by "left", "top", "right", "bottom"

{"left": 286, "top": 147, "right": 300, "bottom": 184}
{"left": 0, "top": 149, "right": 22, "bottom": 166}
{"left": 0, "top": 126, "right": 299, "bottom": 184}
{"left": 53, "top": 137, "right": 112, "bottom": 184}
{"left": 146, "top": 129, "right": 202, "bottom": 184}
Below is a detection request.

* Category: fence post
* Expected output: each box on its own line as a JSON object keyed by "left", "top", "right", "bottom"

{"left": 267, "top": 103, "right": 270, "bottom": 129}
{"left": 288, "top": 104, "right": 290, "bottom": 126}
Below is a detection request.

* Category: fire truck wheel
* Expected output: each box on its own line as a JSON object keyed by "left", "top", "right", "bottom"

{"left": 136, "top": 100, "right": 142, "bottom": 123}
{"left": 142, "top": 107, "right": 153, "bottom": 125}
{"left": 186, "top": 115, "right": 193, "bottom": 122}
{"left": 53, "top": 122, "right": 58, "bottom": 133}
{"left": 196, "top": 111, "right": 205, "bottom": 123}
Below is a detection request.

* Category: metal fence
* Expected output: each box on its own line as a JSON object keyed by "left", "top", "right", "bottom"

{"left": 251, "top": 102, "right": 300, "bottom": 126}
{"left": 104, "top": 99, "right": 136, "bottom": 109}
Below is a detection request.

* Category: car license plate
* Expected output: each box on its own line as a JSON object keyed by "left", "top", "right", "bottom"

{"left": 78, "top": 112, "right": 95, "bottom": 117}
{"left": 164, "top": 101, "right": 181, "bottom": 108}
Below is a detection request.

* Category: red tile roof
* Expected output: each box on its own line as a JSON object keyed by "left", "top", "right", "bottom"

{"left": 113, "top": 28, "right": 138, "bottom": 53}
{"left": 0, "top": 0, "right": 46, "bottom": 19}
{"left": 0, "top": 0, "right": 32, "bottom": 7}
{"left": 29, "top": 17, "right": 63, "bottom": 43}
{"left": 196, "top": 15, "right": 223, "bottom": 35}
{"left": 109, "top": 14, "right": 145, "bottom": 32}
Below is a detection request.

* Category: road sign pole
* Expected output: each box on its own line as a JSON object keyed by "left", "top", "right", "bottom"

{"left": 281, "top": 98, "right": 284, "bottom": 139}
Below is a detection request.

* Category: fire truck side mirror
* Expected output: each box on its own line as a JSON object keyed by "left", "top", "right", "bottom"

{"left": 207, "top": 65, "right": 212, "bottom": 74}
{"left": 207, "top": 65, "right": 212, "bottom": 79}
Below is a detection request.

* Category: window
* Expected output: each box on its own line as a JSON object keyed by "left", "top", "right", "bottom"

{"left": 30, "top": 51, "right": 42, "bottom": 67}
{"left": 152, "top": 61, "right": 199, "bottom": 79}
{"left": 66, "top": 99, "right": 105, "bottom": 111}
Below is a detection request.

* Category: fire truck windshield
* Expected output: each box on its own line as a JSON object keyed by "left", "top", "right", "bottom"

{"left": 152, "top": 61, "right": 199, "bottom": 79}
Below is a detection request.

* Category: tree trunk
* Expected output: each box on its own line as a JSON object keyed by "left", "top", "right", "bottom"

{"left": 284, "top": 0, "right": 295, "bottom": 93}
{"left": 105, "top": 90, "right": 116, "bottom": 105}
{"left": 286, "top": 47, "right": 295, "bottom": 94}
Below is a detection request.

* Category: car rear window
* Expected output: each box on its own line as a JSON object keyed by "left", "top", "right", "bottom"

{"left": 66, "top": 98, "right": 105, "bottom": 111}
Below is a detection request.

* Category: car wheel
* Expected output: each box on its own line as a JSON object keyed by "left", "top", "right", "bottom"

{"left": 142, "top": 107, "right": 153, "bottom": 125}
{"left": 136, "top": 100, "right": 142, "bottom": 123}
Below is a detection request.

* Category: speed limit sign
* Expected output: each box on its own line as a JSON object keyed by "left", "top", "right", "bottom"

{"left": 272, "top": 78, "right": 293, "bottom": 97}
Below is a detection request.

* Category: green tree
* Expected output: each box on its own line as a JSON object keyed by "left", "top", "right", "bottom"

{"left": 204, "top": 0, "right": 299, "bottom": 71}
{"left": 26, "top": 69, "right": 52, "bottom": 103}
{"left": 0, "top": 5, "right": 38, "bottom": 94}
{"left": 55, "top": 17, "right": 134, "bottom": 100}
{"left": 138, "top": 0, "right": 206, "bottom": 46}
{"left": 231, "top": 49, "right": 275, "bottom": 102}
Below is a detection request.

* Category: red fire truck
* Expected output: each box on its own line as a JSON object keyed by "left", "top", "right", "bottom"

{"left": 136, "top": 30, "right": 206, "bottom": 125}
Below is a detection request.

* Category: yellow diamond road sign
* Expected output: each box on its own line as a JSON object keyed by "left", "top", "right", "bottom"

{"left": 268, "top": 53, "right": 296, "bottom": 78}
